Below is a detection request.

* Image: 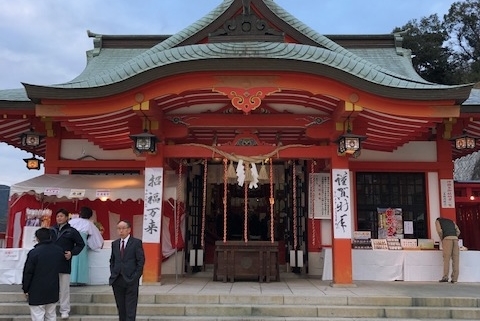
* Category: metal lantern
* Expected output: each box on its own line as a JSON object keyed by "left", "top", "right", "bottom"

{"left": 336, "top": 130, "right": 367, "bottom": 155}
{"left": 20, "top": 128, "right": 45, "bottom": 148}
{"left": 23, "top": 154, "right": 43, "bottom": 170}
{"left": 451, "top": 132, "right": 476, "bottom": 150}
{"left": 129, "top": 129, "right": 158, "bottom": 153}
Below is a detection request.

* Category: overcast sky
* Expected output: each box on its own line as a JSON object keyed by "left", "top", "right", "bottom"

{"left": 0, "top": 0, "right": 458, "bottom": 186}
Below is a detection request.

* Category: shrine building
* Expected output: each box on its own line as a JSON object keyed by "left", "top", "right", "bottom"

{"left": 1, "top": 0, "right": 480, "bottom": 285}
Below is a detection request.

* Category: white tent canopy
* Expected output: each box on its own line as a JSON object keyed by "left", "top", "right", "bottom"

{"left": 10, "top": 174, "right": 145, "bottom": 201}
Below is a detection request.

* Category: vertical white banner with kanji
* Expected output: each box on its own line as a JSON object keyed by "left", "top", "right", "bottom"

{"left": 440, "top": 179, "right": 455, "bottom": 208}
{"left": 332, "top": 169, "right": 352, "bottom": 239}
{"left": 142, "top": 167, "right": 164, "bottom": 243}
{"left": 310, "top": 173, "right": 331, "bottom": 219}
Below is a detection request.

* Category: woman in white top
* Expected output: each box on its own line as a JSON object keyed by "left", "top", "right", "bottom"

{"left": 69, "top": 206, "right": 104, "bottom": 285}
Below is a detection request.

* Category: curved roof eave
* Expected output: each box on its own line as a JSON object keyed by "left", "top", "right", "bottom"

{"left": 0, "top": 88, "right": 30, "bottom": 101}
{"left": 462, "top": 88, "right": 480, "bottom": 106}
{"left": 0, "top": 88, "right": 35, "bottom": 109}
{"left": 23, "top": 42, "right": 473, "bottom": 104}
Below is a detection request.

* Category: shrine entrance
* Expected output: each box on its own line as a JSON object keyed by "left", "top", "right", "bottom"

{"left": 183, "top": 159, "right": 311, "bottom": 276}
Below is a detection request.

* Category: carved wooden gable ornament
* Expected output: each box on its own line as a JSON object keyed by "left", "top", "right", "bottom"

{"left": 209, "top": 0, "right": 284, "bottom": 42}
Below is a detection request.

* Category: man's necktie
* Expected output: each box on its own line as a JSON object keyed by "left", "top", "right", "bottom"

{"left": 121, "top": 239, "right": 125, "bottom": 258}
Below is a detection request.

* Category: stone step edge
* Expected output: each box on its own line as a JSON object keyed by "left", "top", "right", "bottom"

{"left": 0, "top": 316, "right": 480, "bottom": 321}
{"left": 1, "top": 303, "right": 480, "bottom": 310}
{"left": 1, "top": 303, "right": 480, "bottom": 315}
{"left": 1, "top": 294, "right": 478, "bottom": 307}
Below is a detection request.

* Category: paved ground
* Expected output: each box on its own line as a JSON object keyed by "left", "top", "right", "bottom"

{"left": 2, "top": 273, "right": 480, "bottom": 299}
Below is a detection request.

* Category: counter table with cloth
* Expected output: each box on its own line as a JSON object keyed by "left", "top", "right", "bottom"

{"left": 0, "top": 247, "right": 112, "bottom": 285}
{"left": 322, "top": 248, "right": 480, "bottom": 282}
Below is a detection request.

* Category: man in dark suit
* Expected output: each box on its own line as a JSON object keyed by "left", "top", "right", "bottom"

{"left": 109, "top": 220, "right": 145, "bottom": 321}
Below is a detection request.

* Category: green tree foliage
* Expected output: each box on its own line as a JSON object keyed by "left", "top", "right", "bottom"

{"left": 394, "top": 0, "right": 480, "bottom": 84}
{"left": 444, "top": 0, "right": 480, "bottom": 83}
{"left": 394, "top": 15, "right": 455, "bottom": 84}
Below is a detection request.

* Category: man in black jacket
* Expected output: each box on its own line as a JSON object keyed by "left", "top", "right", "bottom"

{"left": 50, "top": 209, "right": 85, "bottom": 319}
{"left": 22, "top": 227, "right": 65, "bottom": 321}
{"left": 110, "top": 220, "right": 145, "bottom": 321}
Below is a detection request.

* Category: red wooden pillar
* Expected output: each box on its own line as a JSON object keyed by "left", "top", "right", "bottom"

{"left": 330, "top": 146, "right": 354, "bottom": 286}
{"left": 142, "top": 144, "right": 164, "bottom": 283}
{"left": 437, "top": 137, "right": 456, "bottom": 221}
{"left": 43, "top": 129, "right": 61, "bottom": 174}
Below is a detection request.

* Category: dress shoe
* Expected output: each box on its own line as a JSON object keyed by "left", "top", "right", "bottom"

{"left": 451, "top": 280, "right": 457, "bottom": 283}
{"left": 439, "top": 278, "right": 448, "bottom": 282}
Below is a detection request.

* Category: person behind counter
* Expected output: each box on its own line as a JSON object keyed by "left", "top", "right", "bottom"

{"left": 22, "top": 227, "right": 65, "bottom": 321}
{"left": 68, "top": 206, "right": 104, "bottom": 285}
{"left": 50, "top": 209, "right": 85, "bottom": 320}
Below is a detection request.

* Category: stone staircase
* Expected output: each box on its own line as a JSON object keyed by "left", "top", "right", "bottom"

{"left": 1, "top": 289, "right": 480, "bottom": 320}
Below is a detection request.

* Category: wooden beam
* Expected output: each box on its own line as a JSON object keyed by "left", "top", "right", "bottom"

{"left": 163, "top": 113, "right": 329, "bottom": 129}
{"left": 45, "top": 159, "right": 144, "bottom": 170}
{"left": 349, "top": 161, "right": 443, "bottom": 171}
{"left": 163, "top": 144, "right": 332, "bottom": 159}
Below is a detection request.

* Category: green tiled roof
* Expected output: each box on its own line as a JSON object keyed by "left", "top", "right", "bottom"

{"left": 40, "top": 0, "right": 463, "bottom": 92}
{"left": 1, "top": 0, "right": 473, "bottom": 102}
{"left": 51, "top": 41, "right": 457, "bottom": 91}
{"left": 463, "top": 88, "right": 480, "bottom": 105}
{"left": 68, "top": 48, "right": 148, "bottom": 84}
{"left": 349, "top": 48, "right": 426, "bottom": 83}
{"left": 0, "top": 88, "right": 30, "bottom": 102}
